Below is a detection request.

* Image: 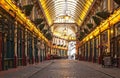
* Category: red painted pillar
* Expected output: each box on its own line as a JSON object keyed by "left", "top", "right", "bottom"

{"left": 22, "top": 55, "right": 27, "bottom": 66}
{"left": 0, "top": 57, "right": 2, "bottom": 71}
{"left": 117, "top": 57, "right": 120, "bottom": 68}
{"left": 32, "top": 57, "right": 35, "bottom": 64}
{"left": 83, "top": 55, "right": 85, "bottom": 61}
{"left": 22, "top": 42, "right": 27, "bottom": 66}
{"left": 98, "top": 46, "right": 103, "bottom": 64}
{"left": 14, "top": 22, "right": 17, "bottom": 68}
{"left": 14, "top": 56, "right": 17, "bottom": 68}
{"left": 92, "top": 56, "right": 95, "bottom": 63}
{"left": 88, "top": 56, "right": 90, "bottom": 61}
{"left": 14, "top": 34, "right": 17, "bottom": 68}
{"left": 98, "top": 55, "right": 102, "bottom": 64}
{"left": 0, "top": 33, "right": 2, "bottom": 71}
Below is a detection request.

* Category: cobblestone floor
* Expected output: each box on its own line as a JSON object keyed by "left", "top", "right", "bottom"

{"left": 0, "top": 60, "right": 119, "bottom": 78}
{"left": 0, "top": 61, "right": 53, "bottom": 78}
{"left": 29, "top": 60, "right": 114, "bottom": 78}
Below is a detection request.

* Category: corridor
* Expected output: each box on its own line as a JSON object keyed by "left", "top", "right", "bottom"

{"left": 0, "top": 60, "right": 119, "bottom": 78}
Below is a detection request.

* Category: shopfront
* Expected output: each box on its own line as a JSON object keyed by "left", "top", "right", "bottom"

{"left": 0, "top": 7, "right": 47, "bottom": 70}
{"left": 110, "top": 23, "right": 120, "bottom": 67}
{"left": 0, "top": 7, "right": 16, "bottom": 70}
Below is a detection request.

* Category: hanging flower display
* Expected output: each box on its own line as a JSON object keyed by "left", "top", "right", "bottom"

{"left": 23, "top": 4, "right": 33, "bottom": 16}
{"left": 96, "top": 11, "right": 110, "bottom": 20}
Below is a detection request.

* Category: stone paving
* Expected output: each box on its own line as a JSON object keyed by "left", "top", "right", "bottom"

{"left": 79, "top": 61, "right": 120, "bottom": 78}
{"left": 0, "top": 60, "right": 53, "bottom": 78}
{"left": 29, "top": 60, "right": 119, "bottom": 78}
{"left": 0, "top": 60, "right": 120, "bottom": 78}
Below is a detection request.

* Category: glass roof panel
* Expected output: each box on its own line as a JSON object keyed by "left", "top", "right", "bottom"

{"left": 53, "top": 0, "right": 77, "bottom": 23}
{"left": 39, "top": 0, "right": 94, "bottom": 40}
{"left": 53, "top": 25, "right": 76, "bottom": 39}
{"left": 39, "top": 0, "right": 94, "bottom": 25}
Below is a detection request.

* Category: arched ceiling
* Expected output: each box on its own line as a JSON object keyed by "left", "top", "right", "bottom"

{"left": 39, "top": 0, "right": 94, "bottom": 40}
{"left": 51, "top": 23, "right": 77, "bottom": 40}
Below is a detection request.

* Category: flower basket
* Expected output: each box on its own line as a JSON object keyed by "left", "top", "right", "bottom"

{"left": 92, "top": 16, "right": 101, "bottom": 25}
{"left": 96, "top": 11, "right": 110, "bottom": 20}
{"left": 23, "top": 4, "right": 33, "bottom": 16}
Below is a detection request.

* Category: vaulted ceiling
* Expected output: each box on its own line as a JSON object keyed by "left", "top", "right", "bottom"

{"left": 39, "top": 0, "right": 94, "bottom": 40}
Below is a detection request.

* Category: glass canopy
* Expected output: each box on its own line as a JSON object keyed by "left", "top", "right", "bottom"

{"left": 54, "top": 0, "right": 77, "bottom": 23}
{"left": 39, "top": 0, "right": 94, "bottom": 25}
{"left": 39, "top": 0, "right": 94, "bottom": 40}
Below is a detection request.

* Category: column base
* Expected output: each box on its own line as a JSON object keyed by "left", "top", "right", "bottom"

{"left": 32, "top": 57, "right": 35, "bottom": 64}
{"left": 92, "top": 56, "right": 95, "bottom": 63}
{"left": 118, "top": 57, "right": 120, "bottom": 68}
{"left": 14, "top": 56, "right": 17, "bottom": 68}
{"left": 88, "top": 56, "right": 91, "bottom": 62}
{"left": 22, "top": 56, "right": 27, "bottom": 66}
{"left": 98, "top": 56, "right": 102, "bottom": 64}
{"left": 81, "top": 56, "right": 83, "bottom": 61}
{"left": 38, "top": 56, "right": 40, "bottom": 63}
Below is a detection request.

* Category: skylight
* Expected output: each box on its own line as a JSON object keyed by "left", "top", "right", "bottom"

{"left": 39, "top": 0, "right": 94, "bottom": 25}
{"left": 53, "top": 0, "right": 77, "bottom": 23}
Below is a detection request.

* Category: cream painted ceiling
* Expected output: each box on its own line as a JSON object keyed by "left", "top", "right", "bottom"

{"left": 39, "top": 0, "right": 94, "bottom": 40}
{"left": 51, "top": 23, "right": 77, "bottom": 40}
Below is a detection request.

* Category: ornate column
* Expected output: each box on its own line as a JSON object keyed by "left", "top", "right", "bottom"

{"left": 92, "top": 38, "right": 95, "bottom": 63}
{"left": 40, "top": 40, "right": 45, "bottom": 62}
{"left": 23, "top": 29, "right": 27, "bottom": 66}
{"left": 14, "top": 21, "right": 17, "bottom": 68}
{"left": 98, "top": 34, "right": 102, "bottom": 64}
{"left": 32, "top": 36, "right": 35, "bottom": 64}
{"left": 21, "top": 27, "right": 25, "bottom": 65}
{"left": 88, "top": 41, "right": 90, "bottom": 61}
{"left": 37, "top": 40, "right": 41, "bottom": 62}
{"left": 107, "top": 25, "right": 111, "bottom": 54}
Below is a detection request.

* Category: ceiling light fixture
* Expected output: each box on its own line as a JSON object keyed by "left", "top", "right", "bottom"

{"left": 64, "top": 14, "right": 70, "bottom": 20}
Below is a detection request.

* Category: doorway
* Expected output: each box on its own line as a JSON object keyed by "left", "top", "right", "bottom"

{"left": 68, "top": 41, "right": 76, "bottom": 60}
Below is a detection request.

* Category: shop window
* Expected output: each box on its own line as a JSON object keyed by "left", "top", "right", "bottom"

{"left": 0, "top": 22, "right": 2, "bottom": 33}
{"left": 110, "top": 41, "right": 114, "bottom": 57}
{"left": 21, "top": 0, "right": 27, "bottom": 5}
{"left": 115, "top": 23, "right": 120, "bottom": 36}
{"left": 118, "top": 40, "right": 120, "bottom": 56}
{"left": 117, "top": 25, "right": 120, "bottom": 36}
{"left": 96, "top": 37, "right": 99, "bottom": 56}
{"left": 101, "top": 31, "right": 108, "bottom": 43}
{"left": 103, "top": 0, "right": 108, "bottom": 10}
{"left": 113, "top": 1, "right": 119, "bottom": 10}
{"left": 101, "top": 31, "right": 108, "bottom": 53}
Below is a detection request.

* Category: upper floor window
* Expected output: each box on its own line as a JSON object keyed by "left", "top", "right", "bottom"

{"left": 113, "top": 1, "right": 119, "bottom": 10}
{"left": 101, "top": 31, "right": 108, "bottom": 43}
{"left": 103, "top": 0, "right": 108, "bottom": 10}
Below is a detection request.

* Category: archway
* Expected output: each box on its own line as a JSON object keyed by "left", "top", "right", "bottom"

{"left": 68, "top": 41, "right": 76, "bottom": 60}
